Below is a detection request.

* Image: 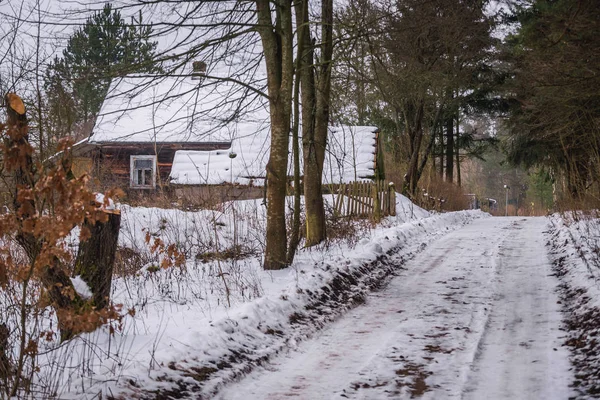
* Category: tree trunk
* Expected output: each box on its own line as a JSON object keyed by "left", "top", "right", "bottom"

{"left": 303, "top": 0, "right": 333, "bottom": 247}
{"left": 403, "top": 100, "right": 425, "bottom": 195}
{"left": 265, "top": 107, "right": 291, "bottom": 270}
{"left": 456, "top": 112, "right": 461, "bottom": 186}
{"left": 417, "top": 102, "right": 445, "bottom": 186}
{"left": 74, "top": 211, "right": 121, "bottom": 309}
{"left": 295, "top": 0, "right": 318, "bottom": 247}
{"left": 39, "top": 260, "right": 87, "bottom": 342}
{"left": 405, "top": 129, "right": 423, "bottom": 195}
{"left": 286, "top": 4, "right": 305, "bottom": 264}
{"left": 256, "top": 0, "right": 294, "bottom": 270}
{"left": 445, "top": 115, "right": 454, "bottom": 183}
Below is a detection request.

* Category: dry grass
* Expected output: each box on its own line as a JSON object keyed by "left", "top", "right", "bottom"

{"left": 383, "top": 150, "right": 469, "bottom": 212}
{"left": 416, "top": 177, "right": 470, "bottom": 212}
{"left": 555, "top": 194, "right": 600, "bottom": 214}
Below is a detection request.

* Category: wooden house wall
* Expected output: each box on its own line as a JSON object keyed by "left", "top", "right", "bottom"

{"left": 90, "top": 142, "right": 230, "bottom": 190}
{"left": 174, "top": 185, "right": 264, "bottom": 206}
{"left": 374, "top": 130, "right": 386, "bottom": 181}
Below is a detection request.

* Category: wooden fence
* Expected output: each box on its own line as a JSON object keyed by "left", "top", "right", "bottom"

{"left": 328, "top": 180, "right": 396, "bottom": 221}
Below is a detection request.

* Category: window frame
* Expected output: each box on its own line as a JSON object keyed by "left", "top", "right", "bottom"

{"left": 130, "top": 155, "right": 157, "bottom": 189}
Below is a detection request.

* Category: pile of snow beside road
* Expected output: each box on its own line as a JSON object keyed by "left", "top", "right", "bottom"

{"left": 547, "top": 213, "right": 600, "bottom": 308}
{"left": 546, "top": 213, "right": 600, "bottom": 397}
{"left": 42, "top": 197, "right": 480, "bottom": 399}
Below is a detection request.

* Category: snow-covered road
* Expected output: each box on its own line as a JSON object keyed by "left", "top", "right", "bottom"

{"left": 217, "top": 217, "right": 573, "bottom": 399}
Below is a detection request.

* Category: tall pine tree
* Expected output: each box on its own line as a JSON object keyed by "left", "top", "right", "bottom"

{"left": 505, "top": 0, "right": 600, "bottom": 200}
{"left": 45, "top": 4, "right": 159, "bottom": 131}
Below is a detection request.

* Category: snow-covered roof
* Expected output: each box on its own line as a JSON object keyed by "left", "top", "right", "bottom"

{"left": 169, "top": 125, "right": 379, "bottom": 186}
{"left": 90, "top": 72, "right": 269, "bottom": 144}
{"left": 325, "top": 126, "right": 379, "bottom": 184}
{"left": 169, "top": 128, "right": 271, "bottom": 186}
{"left": 86, "top": 2, "right": 267, "bottom": 144}
{"left": 89, "top": 63, "right": 378, "bottom": 186}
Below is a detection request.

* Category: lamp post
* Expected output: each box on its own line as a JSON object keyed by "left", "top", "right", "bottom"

{"left": 229, "top": 151, "right": 237, "bottom": 183}
{"left": 504, "top": 184, "right": 510, "bottom": 216}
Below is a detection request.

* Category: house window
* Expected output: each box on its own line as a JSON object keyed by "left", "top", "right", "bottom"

{"left": 130, "top": 155, "right": 157, "bottom": 189}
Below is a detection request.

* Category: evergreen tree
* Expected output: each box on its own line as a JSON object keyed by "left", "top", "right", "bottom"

{"left": 504, "top": 0, "right": 600, "bottom": 200}
{"left": 335, "top": 0, "right": 497, "bottom": 195}
{"left": 45, "top": 4, "right": 159, "bottom": 129}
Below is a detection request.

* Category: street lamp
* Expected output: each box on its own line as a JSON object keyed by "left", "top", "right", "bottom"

{"left": 229, "top": 151, "right": 237, "bottom": 183}
{"left": 504, "top": 184, "right": 510, "bottom": 216}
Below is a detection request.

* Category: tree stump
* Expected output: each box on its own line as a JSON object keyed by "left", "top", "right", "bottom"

{"left": 4, "top": 93, "right": 120, "bottom": 341}
{"left": 74, "top": 209, "right": 121, "bottom": 309}
{"left": 0, "top": 323, "right": 10, "bottom": 382}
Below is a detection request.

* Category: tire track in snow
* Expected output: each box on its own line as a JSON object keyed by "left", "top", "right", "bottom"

{"left": 216, "top": 217, "right": 572, "bottom": 399}
{"left": 459, "top": 218, "right": 572, "bottom": 400}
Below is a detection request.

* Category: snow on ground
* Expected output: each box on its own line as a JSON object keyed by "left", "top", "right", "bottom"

{"left": 116, "top": 193, "right": 428, "bottom": 259}
{"left": 546, "top": 212, "right": 600, "bottom": 397}
{"left": 218, "top": 217, "right": 573, "bottom": 400}
{"left": 391, "top": 192, "right": 430, "bottom": 222}
{"left": 37, "top": 196, "right": 476, "bottom": 399}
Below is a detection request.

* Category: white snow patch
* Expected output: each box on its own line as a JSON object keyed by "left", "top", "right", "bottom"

{"left": 95, "top": 193, "right": 116, "bottom": 210}
{"left": 70, "top": 276, "right": 93, "bottom": 300}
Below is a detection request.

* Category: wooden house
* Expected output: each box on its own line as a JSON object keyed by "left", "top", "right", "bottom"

{"left": 73, "top": 69, "right": 385, "bottom": 203}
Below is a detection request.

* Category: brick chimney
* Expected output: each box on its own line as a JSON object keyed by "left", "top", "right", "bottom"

{"left": 192, "top": 61, "right": 207, "bottom": 81}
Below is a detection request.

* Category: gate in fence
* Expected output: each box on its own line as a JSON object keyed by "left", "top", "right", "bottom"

{"left": 329, "top": 180, "right": 396, "bottom": 221}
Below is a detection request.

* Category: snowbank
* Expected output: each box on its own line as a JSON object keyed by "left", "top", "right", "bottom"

{"left": 546, "top": 213, "right": 600, "bottom": 397}
{"left": 45, "top": 203, "right": 485, "bottom": 399}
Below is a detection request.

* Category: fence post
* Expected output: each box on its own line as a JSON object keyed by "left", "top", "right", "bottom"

{"left": 364, "top": 182, "right": 369, "bottom": 216}
{"left": 352, "top": 182, "right": 358, "bottom": 216}
{"left": 389, "top": 182, "right": 397, "bottom": 216}
{"left": 334, "top": 184, "right": 344, "bottom": 217}
{"left": 373, "top": 180, "right": 381, "bottom": 222}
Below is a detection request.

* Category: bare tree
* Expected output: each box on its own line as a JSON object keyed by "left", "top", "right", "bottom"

{"left": 294, "top": 0, "right": 334, "bottom": 247}
{"left": 255, "top": 0, "right": 294, "bottom": 269}
{"left": 335, "top": 0, "right": 496, "bottom": 196}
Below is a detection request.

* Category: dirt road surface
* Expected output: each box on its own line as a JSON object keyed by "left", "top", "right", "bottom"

{"left": 217, "top": 217, "right": 573, "bottom": 399}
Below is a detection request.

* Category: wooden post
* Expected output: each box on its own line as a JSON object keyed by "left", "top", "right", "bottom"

{"left": 340, "top": 184, "right": 345, "bottom": 215}
{"left": 364, "top": 182, "right": 369, "bottom": 216}
{"left": 352, "top": 182, "right": 358, "bottom": 216}
{"left": 373, "top": 180, "right": 381, "bottom": 222}
{"left": 334, "top": 184, "right": 344, "bottom": 217}
{"left": 0, "top": 323, "right": 9, "bottom": 382}
{"left": 382, "top": 181, "right": 388, "bottom": 216}
{"left": 354, "top": 183, "right": 359, "bottom": 215}
{"left": 360, "top": 182, "right": 364, "bottom": 215}
{"left": 74, "top": 209, "right": 121, "bottom": 309}
{"left": 389, "top": 183, "right": 397, "bottom": 216}
{"left": 361, "top": 182, "right": 366, "bottom": 216}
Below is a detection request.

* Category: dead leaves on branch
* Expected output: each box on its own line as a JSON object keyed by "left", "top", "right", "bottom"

{"left": 144, "top": 231, "right": 186, "bottom": 270}
{"left": 55, "top": 304, "right": 124, "bottom": 338}
{"left": 0, "top": 124, "right": 125, "bottom": 339}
